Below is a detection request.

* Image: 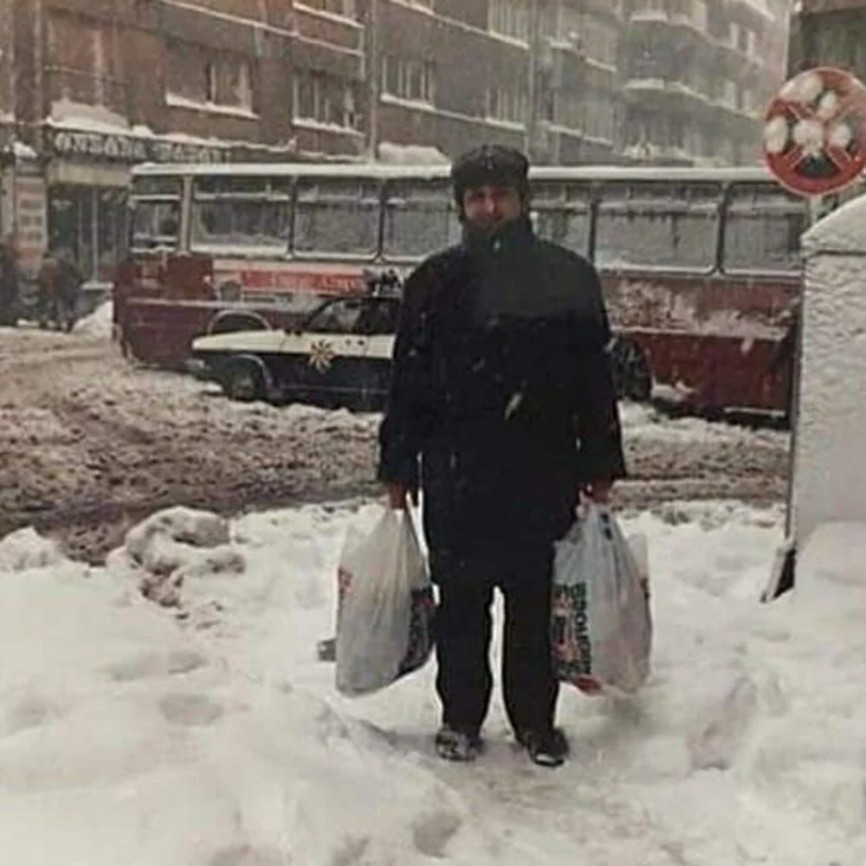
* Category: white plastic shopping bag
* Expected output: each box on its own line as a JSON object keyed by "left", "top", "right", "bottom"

{"left": 551, "top": 504, "right": 652, "bottom": 696}
{"left": 335, "top": 505, "right": 435, "bottom": 696}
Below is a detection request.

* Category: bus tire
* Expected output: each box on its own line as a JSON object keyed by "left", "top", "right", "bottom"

{"left": 609, "top": 336, "right": 652, "bottom": 402}
{"left": 222, "top": 359, "right": 266, "bottom": 403}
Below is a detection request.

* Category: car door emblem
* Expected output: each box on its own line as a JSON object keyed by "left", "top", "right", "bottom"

{"left": 308, "top": 339, "right": 336, "bottom": 373}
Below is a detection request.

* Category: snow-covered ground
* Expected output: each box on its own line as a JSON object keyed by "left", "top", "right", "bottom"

{"left": 2, "top": 498, "right": 865, "bottom": 865}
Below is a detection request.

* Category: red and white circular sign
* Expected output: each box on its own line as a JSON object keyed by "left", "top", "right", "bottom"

{"left": 764, "top": 67, "right": 866, "bottom": 197}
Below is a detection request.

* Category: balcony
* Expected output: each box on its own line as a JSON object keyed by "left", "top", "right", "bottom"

{"left": 622, "top": 76, "right": 718, "bottom": 120}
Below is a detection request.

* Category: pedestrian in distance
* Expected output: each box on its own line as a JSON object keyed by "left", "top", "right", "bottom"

{"left": 0, "top": 231, "right": 20, "bottom": 327}
{"left": 378, "top": 144, "right": 626, "bottom": 767}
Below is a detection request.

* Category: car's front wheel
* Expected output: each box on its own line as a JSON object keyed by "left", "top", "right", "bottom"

{"left": 222, "top": 359, "right": 265, "bottom": 402}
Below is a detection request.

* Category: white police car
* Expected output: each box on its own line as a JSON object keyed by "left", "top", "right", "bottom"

{"left": 188, "top": 293, "right": 400, "bottom": 410}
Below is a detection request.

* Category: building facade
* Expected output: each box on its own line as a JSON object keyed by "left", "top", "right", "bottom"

{"left": 789, "top": 0, "right": 866, "bottom": 81}
{"left": 0, "top": 0, "right": 804, "bottom": 284}
{"left": 369, "top": 0, "right": 622, "bottom": 165}
{"left": 619, "top": 0, "right": 791, "bottom": 166}
{"left": 1, "top": 0, "right": 364, "bottom": 282}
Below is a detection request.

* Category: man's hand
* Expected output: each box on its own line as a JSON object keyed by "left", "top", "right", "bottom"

{"left": 582, "top": 480, "right": 614, "bottom": 504}
{"left": 384, "top": 482, "right": 418, "bottom": 509}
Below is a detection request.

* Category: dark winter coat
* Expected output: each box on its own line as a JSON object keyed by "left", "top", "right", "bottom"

{"left": 378, "top": 216, "right": 626, "bottom": 581}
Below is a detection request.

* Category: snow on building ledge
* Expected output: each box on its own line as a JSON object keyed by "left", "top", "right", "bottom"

{"left": 376, "top": 142, "right": 449, "bottom": 165}
{"left": 803, "top": 191, "right": 866, "bottom": 255}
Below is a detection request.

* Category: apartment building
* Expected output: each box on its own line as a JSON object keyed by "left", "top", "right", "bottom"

{"left": 619, "top": 0, "right": 791, "bottom": 166}
{"left": 371, "top": 0, "right": 622, "bottom": 164}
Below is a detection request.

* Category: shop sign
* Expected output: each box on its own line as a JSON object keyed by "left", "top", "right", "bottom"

{"left": 49, "top": 129, "right": 229, "bottom": 164}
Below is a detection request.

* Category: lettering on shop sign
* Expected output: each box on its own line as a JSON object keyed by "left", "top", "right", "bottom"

{"left": 50, "top": 130, "right": 228, "bottom": 164}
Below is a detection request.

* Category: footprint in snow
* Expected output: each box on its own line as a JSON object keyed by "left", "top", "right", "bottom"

{"left": 105, "top": 649, "right": 208, "bottom": 682}
{"left": 159, "top": 692, "right": 224, "bottom": 726}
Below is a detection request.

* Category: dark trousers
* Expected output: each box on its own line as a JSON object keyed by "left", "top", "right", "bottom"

{"left": 433, "top": 548, "right": 559, "bottom": 737}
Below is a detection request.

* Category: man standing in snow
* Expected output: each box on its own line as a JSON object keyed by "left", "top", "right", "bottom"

{"left": 378, "top": 145, "right": 626, "bottom": 767}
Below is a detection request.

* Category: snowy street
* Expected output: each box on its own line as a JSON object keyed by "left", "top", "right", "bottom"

{"left": 0, "top": 313, "right": 788, "bottom": 563}
{"left": 2, "top": 500, "right": 865, "bottom": 865}
{"left": 5, "top": 308, "right": 861, "bottom": 866}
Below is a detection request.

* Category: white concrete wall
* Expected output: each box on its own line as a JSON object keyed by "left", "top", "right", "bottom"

{"left": 794, "top": 193, "right": 866, "bottom": 543}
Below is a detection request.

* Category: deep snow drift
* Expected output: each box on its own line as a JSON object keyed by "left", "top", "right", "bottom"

{"left": 1, "top": 501, "right": 864, "bottom": 865}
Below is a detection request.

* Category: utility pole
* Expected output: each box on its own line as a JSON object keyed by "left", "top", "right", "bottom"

{"left": 364, "top": 0, "right": 380, "bottom": 162}
{"left": 526, "top": 0, "right": 541, "bottom": 162}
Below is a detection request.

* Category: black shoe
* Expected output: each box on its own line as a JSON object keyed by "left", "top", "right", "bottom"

{"left": 434, "top": 726, "right": 483, "bottom": 762}
{"left": 518, "top": 728, "right": 569, "bottom": 768}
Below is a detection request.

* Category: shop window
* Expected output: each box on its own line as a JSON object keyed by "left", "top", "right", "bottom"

{"left": 49, "top": 186, "right": 128, "bottom": 283}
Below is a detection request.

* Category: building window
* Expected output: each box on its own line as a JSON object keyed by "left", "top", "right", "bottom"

{"left": 381, "top": 56, "right": 435, "bottom": 103}
{"left": 585, "top": 94, "right": 615, "bottom": 142}
{"left": 299, "top": 0, "right": 357, "bottom": 18}
{"left": 580, "top": 15, "right": 618, "bottom": 66}
{"left": 486, "top": 86, "right": 528, "bottom": 124}
{"left": 293, "top": 70, "right": 359, "bottom": 129}
{"left": 630, "top": 0, "right": 666, "bottom": 16}
{"left": 46, "top": 12, "right": 125, "bottom": 114}
{"left": 489, "top": 0, "right": 531, "bottom": 41}
{"left": 167, "top": 42, "right": 254, "bottom": 112}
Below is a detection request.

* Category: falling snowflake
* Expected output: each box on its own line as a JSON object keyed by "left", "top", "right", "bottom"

{"left": 308, "top": 339, "right": 336, "bottom": 373}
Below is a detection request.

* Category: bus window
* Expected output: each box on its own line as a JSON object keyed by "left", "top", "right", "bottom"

{"left": 551, "top": 183, "right": 592, "bottom": 256}
{"left": 723, "top": 184, "right": 806, "bottom": 273}
{"left": 294, "top": 179, "right": 379, "bottom": 257}
{"left": 190, "top": 177, "right": 289, "bottom": 252}
{"left": 530, "top": 182, "right": 564, "bottom": 244}
{"left": 530, "top": 183, "right": 591, "bottom": 256}
{"left": 383, "top": 180, "right": 459, "bottom": 258}
{"left": 594, "top": 182, "right": 721, "bottom": 271}
{"left": 131, "top": 199, "right": 180, "bottom": 250}
{"left": 130, "top": 175, "right": 181, "bottom": 250}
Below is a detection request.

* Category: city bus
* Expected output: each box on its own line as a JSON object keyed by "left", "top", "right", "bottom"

{"left": 118, "top": 162, "right": 813, "bottom": 420}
